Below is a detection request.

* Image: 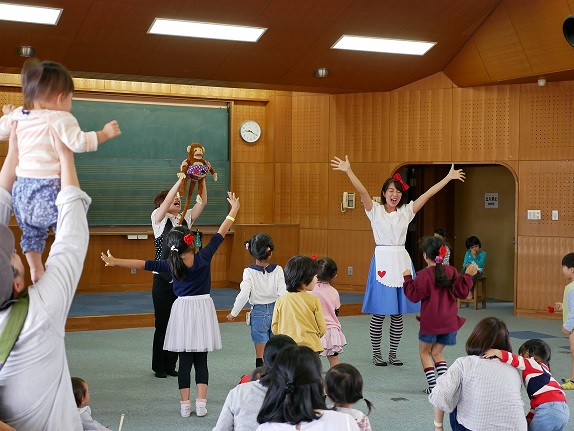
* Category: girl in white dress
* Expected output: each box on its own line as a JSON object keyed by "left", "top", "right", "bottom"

{"left": 331, "top": 156, "right": 465, "bottom": 366}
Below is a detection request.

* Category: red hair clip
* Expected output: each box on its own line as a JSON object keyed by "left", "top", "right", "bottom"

{"left": 392, "top": 173, "right": 409, "bottom": 191}
{"left": 183, "top": 234, "right": 195, "bottom": 245}
{"left": 310, "top": 254, "right": 317, "bottom": 260}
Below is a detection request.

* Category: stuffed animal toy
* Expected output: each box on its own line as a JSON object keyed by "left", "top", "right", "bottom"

{"left": 177, "top": 142, "right": 217, "bottom": 224}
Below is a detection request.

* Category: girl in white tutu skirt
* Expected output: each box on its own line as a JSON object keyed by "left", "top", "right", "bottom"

{"left": 102, "top": 191, "right": 240, "bottom": 419}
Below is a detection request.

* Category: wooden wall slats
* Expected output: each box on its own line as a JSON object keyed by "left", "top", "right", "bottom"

{"left": 274, "top": 163, "right": 292, "bottom": 224}
{"left": 327, "top": 230, "right": 374, "bottom": 291}
{"left": 299, "top": 228, "right": 329, "bottom": 260}
{"left": 452, "top": 85, "right": 519, "bottom": 161}
{"left": 518, "top": 161, "right": 574, "bottom": 237}
{"left": 330, "top": 92, "right": 390, "bottom": 162}
{"left": 292, "top": 94, "right": 330, "bottom": 163}
{"left": 444, "top": 40, "right": 493, "bottom": 87}
{"left": 231, "top": 162, "right": 275, "bottom": 224}
{"left": 516, "top": 236, "right": 574, "bottom": 310}
{"left": 268, "top": 94, "right": 292, "bottom": 163}
{"left": 290, "top": 163, "right": 329, "bottom": 229}
{"left": 389, "top": 89, "right": 452, "bottom": 162}
{"left": 519, "top": 82, "right": 574, "bottom": 160}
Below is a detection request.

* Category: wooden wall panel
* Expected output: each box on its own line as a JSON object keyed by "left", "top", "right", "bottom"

{"left": 519, "top": 82, "right": 574, "bottom": 160}
{"left": 389, "top": 89, "right": 452, "bottom": 162}
{"left": 274, "top": 163, "right": 292, "bottom": 224}
{"left": 95, "top": 236, "right": 155, "bottom": 286}
{"left": 327, "top": 230, "right": 374, "bottom": 291}
{"left": 517, "top": 161, "right": 574, "bottom": 237}
{"left": 232, "top": 101, "right": 269, "bottom": 163}
{"left": 330, "top": 92, "right": 390, "bottom": 163}
{"left": 504, "top": 0, "right": 574, "bottom": 74}
{"left": 443, "top": 40, "right": 492, "bottom": 87}
{"left": 328, "top": 163, "right": 392, "bottom": 231}
{"left": 292, "top": 93, "right": 330, "bottom": 163}
{"left": 396, "top": 72, "right": 456, "bottom": 92}
{"left": 452, "top": 85, "right": 519, "bottom": 161}
{"left": 299, "top": 228, "right": 329, "bottom": 260}
{"left": 268, "top": 94, "right": 292, "bottom": 163}
{"left": 472, "top": 4, "right": 533, "bottom": 81}
{"left": 516, "top": 235, "right": 574, "bottom": 311}
{"left": 290, "top": 163, "right": 329, "bottom": 229}
{"left": 231, "top": 163, "right": 274, "bottom": 224}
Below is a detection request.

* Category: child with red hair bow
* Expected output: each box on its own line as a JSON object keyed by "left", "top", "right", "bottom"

{"left": 403, "top": 236, "right": 477, "bottom": 394}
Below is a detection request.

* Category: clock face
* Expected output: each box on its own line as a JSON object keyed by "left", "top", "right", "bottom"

{"left": 240, "top": 120, "right": 261, "bottom": 143}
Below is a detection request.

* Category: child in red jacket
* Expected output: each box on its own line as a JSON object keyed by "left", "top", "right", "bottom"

{"left": 403, "top": 236, "right": 476, "bottom": 393}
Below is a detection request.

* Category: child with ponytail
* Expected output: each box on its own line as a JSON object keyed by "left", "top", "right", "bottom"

{"left": 102, "top": 191, "right": 239, "bottom": 418}
{"left": 403, "top": 236, "right": 476, "bottom": 394}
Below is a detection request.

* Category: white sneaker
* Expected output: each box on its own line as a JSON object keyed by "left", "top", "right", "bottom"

{"left": 196, "top": 399, "right": 207, "bottom": 417}
{"left": 180, "top": 400, "right": 192, "bottom": 418}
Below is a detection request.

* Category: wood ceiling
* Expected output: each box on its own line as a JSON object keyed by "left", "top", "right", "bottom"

{"left": 0, "top": 0, "right": 573, "bottom": 93}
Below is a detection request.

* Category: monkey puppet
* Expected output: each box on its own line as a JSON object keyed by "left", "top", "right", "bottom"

{"left": 177, "top": 142, "right": 218, "bottom": 224}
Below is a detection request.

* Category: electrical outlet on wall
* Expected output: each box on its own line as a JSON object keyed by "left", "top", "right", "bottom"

{"left": 347, "top": 266, "right": 353, "bottom": 276}
{"left": 130, "top": 268, "right": 136, "bottom": 274}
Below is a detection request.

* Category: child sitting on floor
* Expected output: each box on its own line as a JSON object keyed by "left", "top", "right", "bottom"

{"left": 72, "top": 377, "right": 112, "bottom": 431}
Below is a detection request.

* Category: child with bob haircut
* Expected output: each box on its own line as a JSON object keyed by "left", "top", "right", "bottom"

{"left": 403, "top": 236, "right": 476, "bottom": 393}
{"left": 0, "top": 59, "right": 121, "bottom": 282}
{"left": 461, "top": 235, "right": 486, "bottom": 300}
{"left": 71, "top": 377, "right": 111, "bottom": 431}
{"left": 554, "top": 252, "right": 574, "bottom": 390}
{"left": 484, "top": 339, "right": 569, "bottom": 430}
{"left": 429, "top": 317, "right": 526, "bottom": 431}
{"left": 227, "top": 233, "right": 287, "bottom": 368}
{"left": 256, "top": 345, "right": 359, "bottom": 430}
{"left": 102, "top": 192, "right": 239, "bottom": 419}
{"left": 325, "top": 363, "right": 373, "bottom": 431}
{"left": 271, "top": 256, "right": 326, "bottom": 353}
{"left": 309, "top": 257, "right": 347, "bottom": 367}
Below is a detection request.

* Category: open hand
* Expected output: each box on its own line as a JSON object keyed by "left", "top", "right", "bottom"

{"left": 100, "top": 250, "right": 116, "bottom": 266}
{"left": 447, "top": 164, "right": 465, "bottom": 182}
{"left": 482, "top": 348, "right": 501, "bottom": 359}
{"left": 227, "top": 192, "right": 240, "bottom": 211}
{"left": 331, "top": 155, "right": 351, "bottom": 173}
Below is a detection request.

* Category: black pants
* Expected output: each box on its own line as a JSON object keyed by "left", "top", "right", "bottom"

{"left": 178, "top": 352, "right": 209, "bottom": 389}
{"left": 151, "top": 274, "right": 178, "bottom": 373}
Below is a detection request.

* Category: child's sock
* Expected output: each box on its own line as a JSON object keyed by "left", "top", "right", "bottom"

{"left": 256, "top": 357, "right": 264, "bottom": 368}
{"left": 423, "top": 367, "right": 436, "bottom": 394}
{"left": 436, "top": 361, "right": 448, "bottom": 377}
{"left": 196, "top": 398, "right": 207, "bottom": 417}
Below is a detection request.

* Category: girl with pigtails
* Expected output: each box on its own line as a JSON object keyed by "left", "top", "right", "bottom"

{"left": 227, "top": 233, "right": 287, "bottom": 368}
{"left": 403, "top": 236, "right": 476, "bottom": 394}
{"left": 102, "top": 191, "right": 240, "bottom": 419}
{"left": 331, "top": 156, "right": 465, "bottom": 367}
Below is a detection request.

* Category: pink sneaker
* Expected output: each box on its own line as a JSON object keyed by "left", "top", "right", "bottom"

{"left": 180, "top": 400, "right": 192, "bottom": 418}
{"left": 195, "top": 399, "right": 207, "bottom": 417}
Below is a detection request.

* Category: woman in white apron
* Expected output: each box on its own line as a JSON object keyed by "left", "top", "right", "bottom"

{"left": 331, "top": 156, "right": 465, "bottom": 366}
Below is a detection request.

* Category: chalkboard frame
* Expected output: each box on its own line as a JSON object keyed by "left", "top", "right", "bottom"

{"left": 71, "top": 95, "right": 230, "bottom": 226}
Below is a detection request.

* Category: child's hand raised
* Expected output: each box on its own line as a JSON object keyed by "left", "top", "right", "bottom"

{"left": 482, "top": 348, "right": 501, "bottom": 359}
{"left": 102, "top": 120, "right": 121, "bottom": 139}
{"left": 330, "top": 155, "right": 351, "bottom": 173}
{"left": 100, "top": 250, "right": 117, "bottom": 266}
{"left": 403, "top": 269, "right": 411, "bottom": 276}
{"left": 227, "top": 192, "right": 240, "bottom": 210}
{"left": 465, "top": 262, "right": 478, "bottom": 276}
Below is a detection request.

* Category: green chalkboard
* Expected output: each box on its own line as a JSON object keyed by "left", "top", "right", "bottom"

{"left": 71, "top": 99, "right": 230, "bottom": 226}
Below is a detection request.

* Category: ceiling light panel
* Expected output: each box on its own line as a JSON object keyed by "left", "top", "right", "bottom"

{"left": 332, "top": 35, "right": 436, "bottom": 56}
{"left": 0, "top": 2, "right": 62, "bottom": 25}
{"left": 148, "top": 19, "right": 267, "bottom": 43}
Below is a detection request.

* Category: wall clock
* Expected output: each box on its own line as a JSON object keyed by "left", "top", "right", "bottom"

{"left": 240, "top": 120, "right": 261, "bottom": 143}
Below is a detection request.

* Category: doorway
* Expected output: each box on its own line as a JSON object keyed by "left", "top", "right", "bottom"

{"left": 401, "top": 164, "right": 516, "bottom": 302}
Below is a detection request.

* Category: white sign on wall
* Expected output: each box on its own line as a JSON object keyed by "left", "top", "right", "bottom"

{"left": 485, "top": 193, "right": 498, "bottom": 208}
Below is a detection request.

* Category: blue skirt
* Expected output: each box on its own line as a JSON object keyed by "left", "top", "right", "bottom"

{"left": 362, "top": 254, "right": 420, "bottom": 315}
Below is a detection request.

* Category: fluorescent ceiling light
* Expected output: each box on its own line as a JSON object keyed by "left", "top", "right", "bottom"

{"left": 0, "top": 2, "right": 62, "bottom": 25}
{"left": 148, "top": 18, "right": 266, "bottom": 42}
{"left": 332, "top": 35, "right": 436, "bottom": 56}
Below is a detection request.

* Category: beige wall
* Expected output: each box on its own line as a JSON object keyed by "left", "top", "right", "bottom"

{"left": 454, "top": 165, "right": 516, "bottom": 301}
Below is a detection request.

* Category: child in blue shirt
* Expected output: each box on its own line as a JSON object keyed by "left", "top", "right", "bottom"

{"left": 461, "top": 235, "right": 486, "bottom": 300}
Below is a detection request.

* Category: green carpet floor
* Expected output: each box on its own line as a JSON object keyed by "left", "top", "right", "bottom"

{"left": 66, "top": 301, "right": 574, "bottom": 431}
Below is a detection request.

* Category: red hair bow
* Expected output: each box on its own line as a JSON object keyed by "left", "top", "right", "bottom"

{"left": 392, "top": 173, "right": 409, "bottom": 191}
{"left": 183, "top": 234, "right": 195, "bottom": 245}
{"left": 439, "top": 245, "right": 447, "bottom": 258}
{"left": 310, "top": 254, "right": 317, "bottom": 260}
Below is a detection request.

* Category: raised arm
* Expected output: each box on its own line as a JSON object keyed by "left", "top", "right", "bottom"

{"left": 100, "top": 250, "right": 146, "bottom": 270}
{"left": 154, "top": 177, "right": 184, "bottom": 224}
{"left": 187, "top": 178, "right": 208, "bottom": 222}
{"left": 0, "top": 123, "right": 18, "bottom": 193}
{"left": 331, "top": 155, "right": 372, "bottom": 211}
{"left": 412, "top": 164, "right": 465, "bottom": 214}
{"left": 217, "top": 192, "right": 240, "bottom": 237}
